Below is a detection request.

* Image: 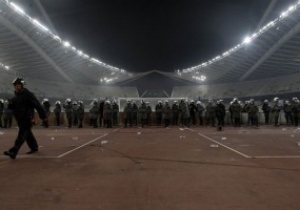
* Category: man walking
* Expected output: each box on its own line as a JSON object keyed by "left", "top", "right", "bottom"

{"left": 3, "top": 78, "right": 47, "bottom": 159}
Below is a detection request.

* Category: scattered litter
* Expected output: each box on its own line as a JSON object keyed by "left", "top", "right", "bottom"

{"left": 51, "top": 137, "right": 55, "bottom": 140}
{"left": 0, "top": 131, "right": 4, "bottom": 135}
{"left": 137, "top": 132, "right": 141, "bottom": 135}
{"left": 298, "top": 142, "right": 300, "bottom": 147}
{"left": 291, "top": 135, "right": 295, "bottom": 138}
{"left": 210, "top": 144, "right": 219, "bottom": 148}
{"left": 39, "top": 145, "right": 43, "bottom": 148}
{"left": 221, "top": 137, "right": 227, "bottom": 140}
{"left": 72, "top": 137, "right": 79, "bottom": 140}
{"left": 239, "top": 130, "right": 249, "bottom": 133}
{"left": 179, "top": 128, "right": 185, "bottom": 131}
{"left": 100, "top": 140, "right": 108, "bottom": 145}
{"left": 293, "top": 128, "right": 300, "bottom": 133}
{"left": 282, "top": 128, "right": 287, "bottom": 131}
{"left": 239, "top": 145, "right": 251, "bottom": 147}
{"left": 180, "top": 135, "right": 186, "bottom": 140}
{"left": 55, "top": 129, "right": 58, "bottom": 132}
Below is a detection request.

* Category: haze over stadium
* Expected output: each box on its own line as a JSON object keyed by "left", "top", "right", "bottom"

{"left": 0, "top": 0, "right": 300, "bottom": 99}
{"left": 2, "top": 1, "right": 300, "bottom": 210}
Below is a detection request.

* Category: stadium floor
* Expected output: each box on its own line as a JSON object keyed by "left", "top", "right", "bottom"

{"left": 1, "top": 125, "right": 300, "bottom": 210}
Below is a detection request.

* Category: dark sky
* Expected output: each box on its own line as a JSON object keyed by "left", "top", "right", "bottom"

{"left": 26, "top": 0, "right": 296, "bottom": 73}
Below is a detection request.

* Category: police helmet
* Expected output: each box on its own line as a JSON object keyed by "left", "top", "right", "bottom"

{"left": 12, "top": 77, "right": 25, "bottom": 85}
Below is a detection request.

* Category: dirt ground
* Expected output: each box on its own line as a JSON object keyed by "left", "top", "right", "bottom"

{"left": 1, "top": 125, "right": 300, "bottom": 210}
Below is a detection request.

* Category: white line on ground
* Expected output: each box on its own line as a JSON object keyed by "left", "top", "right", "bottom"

{"left": 197, "top": 132, "right": 251, "bottom": 158}
{"left": 57, "top": 133, "right": 108, "bottom": 158}
{"left": 252, "top": 155, "right": 300, "bottom": 159}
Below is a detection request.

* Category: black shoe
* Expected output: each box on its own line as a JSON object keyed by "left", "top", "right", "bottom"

{"left": 4, "top": 151, "right": 16, "bottom": 159}
{"left": 26, "top": 149, "right": 38, "bottom": 154}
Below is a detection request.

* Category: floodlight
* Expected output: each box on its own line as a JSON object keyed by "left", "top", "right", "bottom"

{"left": 32, "top": 19, "right": 49, "bottom": 32}
{"left": 243, "top": 36, "right": 252, "bottom": 44}
{"left": 63, "top": 41, "right": 70, "bottom": 47}
{"left": 10, "top": 2, "right": 25, "bottom": 15}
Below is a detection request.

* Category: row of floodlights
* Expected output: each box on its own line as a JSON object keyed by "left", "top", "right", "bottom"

{"left": 182, "top": 1, "right": 300, "bottom": 74}
{"left": 100, "top": 77, "right": 117, "bottom": 83}
{"left": 192, "top": 75, "right": 206, "bottom": 81}
{"left": 4, "top": 0, "right": 127, "bottom": 74}
{"left": 0, "top": 62, "right": 10, "bottom": 70}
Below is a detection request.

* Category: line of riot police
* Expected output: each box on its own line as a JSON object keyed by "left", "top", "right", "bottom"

{"left": 5, "top": 96, "right": 299, "bottom": 129}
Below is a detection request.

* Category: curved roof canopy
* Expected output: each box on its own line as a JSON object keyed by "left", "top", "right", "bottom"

{"left": 1, "top": 0, "right": 300, "bottom": 86}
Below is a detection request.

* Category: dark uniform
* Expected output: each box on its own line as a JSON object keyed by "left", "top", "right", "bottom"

{"left": 262, "top": 100, "right": 271, "bottom": 125}
{"left": 63, "top": 98, "right": 73, "bottom": 128}
{"left": 196, "top": 101, "right": 204, "bottom": 126}
{"left": 139, "top": 101, "right": 148, "bottom": 127}
{"left": 123, "top": 100, "right": 133, "bottom": 127}
{"left": 172, "top": 101, "right": 179, "bottom": 125}
{"left": 77, "top": 101, "right": 85, "bottom": 128}
{"left": 103, "top": 101, "right": 112, "bottom": 128}
{"left": 163, "top": 101, "right": 172, "bottom": 128}
{"left": 283, "top": 101, "right": 293, "bottom": 125}
{"left": 53, "top": 101, "right": 62, "bottom": 126}
{"left": 90, "top": 101, "right": 99, "bottom": 128}
{"left": 291, "top": 98, "right": 299, "bottom": 126}
{"left": 215, "top": 100, "right": 226, "bottom": 130}
{"left": 232, "top": 99, "right": 242, "bottom": 127}
{"left": 179, "top": 99, "right": 190, "bottom": 127}
{"left": 99, "top": 100, "right": 104, "bottom": 127}
{"left": 146, "top": 102, "right": 152, "bottom": 125}
{"left": 155, "top": 101, "right": 163, "bottom": 126}
{"left": 189, "top": 100, "right": 197, "bottom": 126}
{"left": 4, "top": 78, "right": 47, "bottom": 159}
{"left": 247, "top": 99, "right": 259, "bottom": 127}
{"left": 72, "top": 101, "right": 79, "bottom": 126}
{"left": 132, "top": 101, "right": 139, "bottom": 126}
{"left": 112, "top": 100, "right": 119, "bottom": 126}
{"left": 205, "top": 100, "right": 216, "bottom": 127}
{"left": 3, "top": 100, "right": 13, "bottom": 128}
{"left": 0, "top": 99, "right": 3, "bottom": 127}
{"left": 271, "top": 97, "right": 282, "bottom": 126}
{"left": 41, "top": 98, "right": 50, "bottom": 128}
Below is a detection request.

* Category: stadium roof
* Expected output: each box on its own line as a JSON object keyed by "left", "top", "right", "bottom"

{"left": 1, "top": 0, "right": 300, "bottom": 86}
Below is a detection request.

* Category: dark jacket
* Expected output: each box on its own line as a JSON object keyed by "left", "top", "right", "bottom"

{"left": 8, "top": 88, "right": 46, "bottom": 128}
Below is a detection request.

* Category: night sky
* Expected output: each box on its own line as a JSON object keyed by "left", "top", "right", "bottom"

{"left": 29, "top": 0, "right": 296, "bottom": 73}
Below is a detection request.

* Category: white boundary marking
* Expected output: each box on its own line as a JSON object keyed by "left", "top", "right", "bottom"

{"left": 195, "top": 130, "right": 300, "bottom": 159}
{"left": 252, "top": 155, "right": 300, "bottom": 159}
{"left": 57, "top": 133, "right": 108, "bottom": 158}
{"left": 197, "top": 132, "right": 251, "bottom": 158}
{"left": 1, "top": 133, "right": 109, "bottom": 160}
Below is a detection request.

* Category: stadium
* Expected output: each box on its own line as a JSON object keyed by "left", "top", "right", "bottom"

{"left": 1, "top": 0, "right": 300, "bottom": 209}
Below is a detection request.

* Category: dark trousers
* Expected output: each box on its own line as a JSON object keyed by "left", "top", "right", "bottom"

{"left": 9, "top": 126, "right": 38, "bottom": 155}
{"left": 55, "top": 112, "right": 61, "bottom": 126}
{"left": 217, "top": 115, "right": 225, "bottom": 127}
{"left": 264, "top": 112, "right": 270, "bottom": 124}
